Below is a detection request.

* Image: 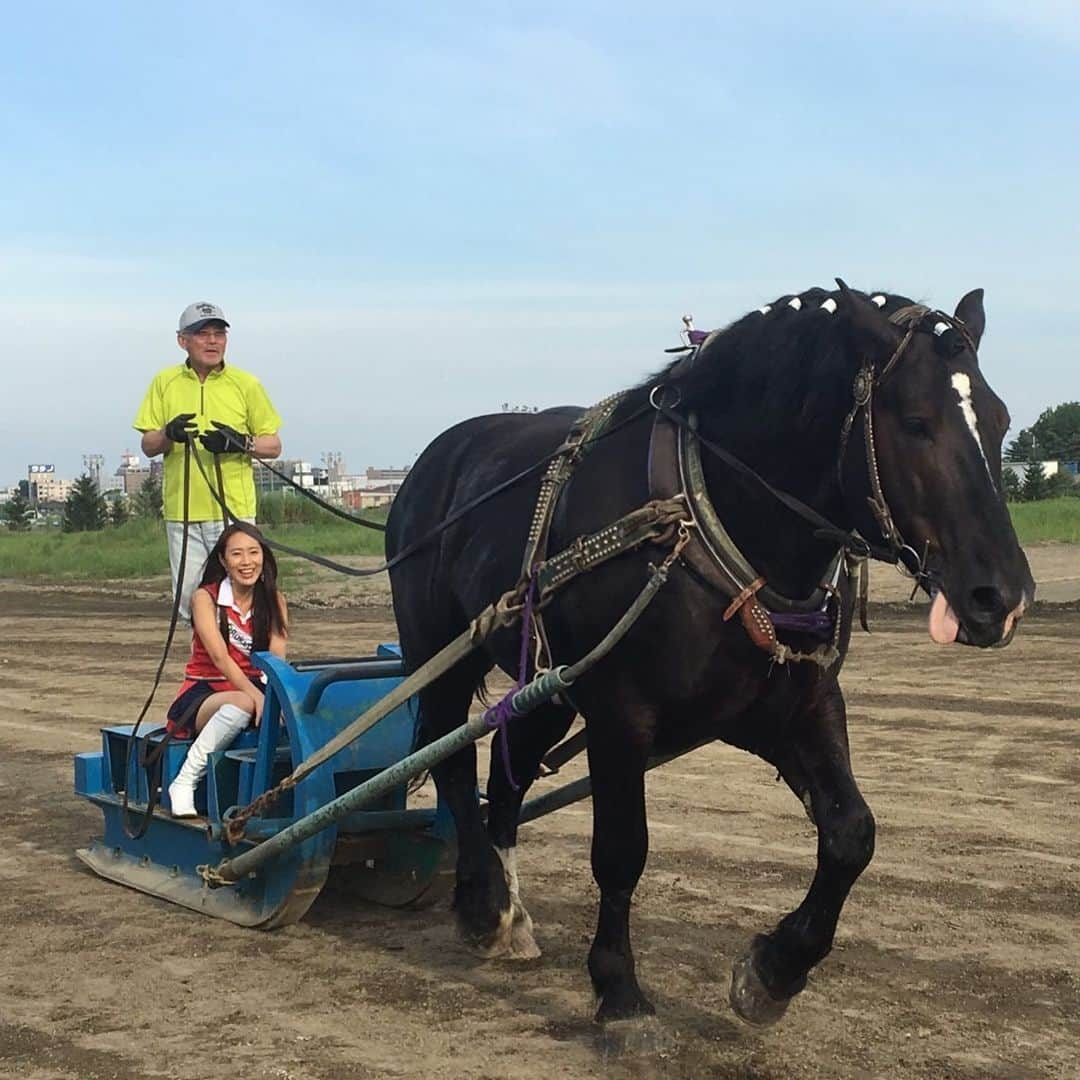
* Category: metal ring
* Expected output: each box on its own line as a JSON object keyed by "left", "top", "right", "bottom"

{"left": 649, "top": 384, "right": 682, "bottom": 410}
{"left": 894, "top": 544, "right": 922, "bottom": 580}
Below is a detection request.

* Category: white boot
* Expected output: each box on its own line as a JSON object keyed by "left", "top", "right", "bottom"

{"left": 168, "top": 703, "right": 251, "bottom": 818}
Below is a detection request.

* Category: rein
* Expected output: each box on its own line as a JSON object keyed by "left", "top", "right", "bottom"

{"left": 121, "top": 440, "right": 193, "bottom": 839}
{"left": 137, "top": 299, "right": 979, "bottom": 839}
{"left": 652, "top": 400, "right": 884, "bottom": 562}
{"left": 187, "top": 402, "right": 655, "bottom": 580}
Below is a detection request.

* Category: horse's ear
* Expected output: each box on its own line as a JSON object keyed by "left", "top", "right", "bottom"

{"left": 953, "top": 288, "right": 985, "bottom": 349}
{"left": 835, "top": 278, "right": 901, "bottom": 367}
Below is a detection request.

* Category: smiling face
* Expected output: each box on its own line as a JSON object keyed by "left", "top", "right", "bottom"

{"left": 858, "top": 295, "right": 1034, "bottom": 647}
{"left": 178, "top": 320, "right": 228, "bottom": 375}
{"left": 220, "top": 531, "right": 264, "bottom": 590}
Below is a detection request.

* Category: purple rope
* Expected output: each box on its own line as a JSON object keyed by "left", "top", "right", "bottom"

{"left": 482, "top": 574, "right": 538, "bottom": 791}
{"left": 768, "top": 609, "right": 834, "bottom": 638}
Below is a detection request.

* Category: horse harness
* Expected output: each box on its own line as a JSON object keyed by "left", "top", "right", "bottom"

{"left": 514, "top": 302, "right": 979, "bottom": 671}
{"left": 512, "top": 395, "right": 842, "bottom": 672}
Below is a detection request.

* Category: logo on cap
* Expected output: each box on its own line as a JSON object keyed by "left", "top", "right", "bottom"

{"left": 197, "top": 303, "right": 217, "bottom": 316}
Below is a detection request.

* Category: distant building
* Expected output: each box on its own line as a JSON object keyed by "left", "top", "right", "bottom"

{"left": 27, "top": 464, "right": 72, "bottom": 506}
{"left": 364, "top": 466, "right": 410, "bottom": 488}
{"left": 343, "top": 485, "right": 398, "bottom": 510}
{"left": 338, "top": 466, "right": 410, "bottom": 508}
{"left": 121, "top": 469, "right": 150, "bottom": 496}
{"left": 254, "top": 459, "right": 329, "bottom": 497}
{"left": 113, "top": 450, "right": 150, "bottom": 496}
{"left": 255, "top": 461, "right": 411, "bottom": 505}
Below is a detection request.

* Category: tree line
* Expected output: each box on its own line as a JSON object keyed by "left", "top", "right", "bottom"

{"left": 1002, "top": 401, "right": 1080, "bottom": 503}
{"left": 1, "top": 475, "right": 163, "bottom": 532}
{"left": 1005, "top": 402, "right": 1080, "bottom": 464}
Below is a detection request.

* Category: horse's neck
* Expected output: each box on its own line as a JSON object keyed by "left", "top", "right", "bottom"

{"left": 697, "top": 417, "right": 847, "bottom": 600}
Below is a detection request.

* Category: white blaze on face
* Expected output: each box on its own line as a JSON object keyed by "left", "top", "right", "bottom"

{"left": 950, "top": 372, "right": 995, "bottom": 485}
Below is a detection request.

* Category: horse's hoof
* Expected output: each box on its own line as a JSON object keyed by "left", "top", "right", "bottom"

{"left": 508, "top": 906, "right": 542, "bottom": 960}
{"left": 594, "top": 987, "right": 656, "bottom": 1025}
{"left": 477, "top": 905, "right": 516, "bottom": 957}
{"left": 595, "top": 1014, "right": 672, "bottom": 1060}
{"left": 729, "top": 952, "right": 791, "bottom": 1027}
{"left": 480, "top": 899, "right": 542, "bottom": 960}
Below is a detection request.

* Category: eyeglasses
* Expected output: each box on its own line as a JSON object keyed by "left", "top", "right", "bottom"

{"left": 186, "top": 327, "right": 228, "bottom": 341}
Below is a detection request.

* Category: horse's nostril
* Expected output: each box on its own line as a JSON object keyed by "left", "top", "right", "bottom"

{"left": 969, "top": 586, "right": 1007, "bottom": 619}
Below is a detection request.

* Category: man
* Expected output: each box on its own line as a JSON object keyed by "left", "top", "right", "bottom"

{"left": 134, "top": 302, "right": 282, "bottom": 621}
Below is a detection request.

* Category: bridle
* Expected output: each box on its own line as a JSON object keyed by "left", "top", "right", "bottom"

{"left": 837, "top": 304, "right": 980, "bottom": 595}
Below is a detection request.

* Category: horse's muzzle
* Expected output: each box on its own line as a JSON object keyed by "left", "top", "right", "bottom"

{"left": 955, "top": 591, "right": 1028, "bottom": 649}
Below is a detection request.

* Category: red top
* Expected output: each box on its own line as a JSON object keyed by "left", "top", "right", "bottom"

{"left": 181, "top": 578, "right": 263, "bottom": 687}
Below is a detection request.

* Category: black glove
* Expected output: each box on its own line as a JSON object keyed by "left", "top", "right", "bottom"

{"left": 199, "top": 420, "right": 253, "bottom": 455}
{"left": 164, "top": 413, "right": 197, "bottom": 444}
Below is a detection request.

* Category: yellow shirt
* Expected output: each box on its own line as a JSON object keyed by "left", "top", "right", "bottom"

{"left": 133, "top": 362, "right": 282, "bottom": 522}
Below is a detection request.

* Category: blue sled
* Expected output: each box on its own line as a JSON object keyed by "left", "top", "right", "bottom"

{"left": 74, "top": 647, "right": 455, "bottom": 928}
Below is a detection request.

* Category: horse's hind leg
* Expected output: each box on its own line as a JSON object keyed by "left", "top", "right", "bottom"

{"left": 485, "top": 702, "right": 575, "bottom": 959}
{"left": 730, "top": 682, "right": 875, "bottom": 1026}
{"left": 418, "top": 659, "right": 513, "bottom": 952}
{"left": 579, "top": 700, "right": 655, "bottom": 1022}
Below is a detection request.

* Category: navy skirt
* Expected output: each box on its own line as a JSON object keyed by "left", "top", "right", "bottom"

{"left": 165, "top": 679, "right": 222, "bottom": 738}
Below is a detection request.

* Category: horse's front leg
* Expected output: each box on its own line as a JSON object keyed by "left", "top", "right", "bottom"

{"left": 731, "top": 682, "right": 875, "bottom": 1026}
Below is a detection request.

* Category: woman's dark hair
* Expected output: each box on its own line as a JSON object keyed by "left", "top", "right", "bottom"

{"left": 199, "top": 523, "right": 287, "bottom": 651}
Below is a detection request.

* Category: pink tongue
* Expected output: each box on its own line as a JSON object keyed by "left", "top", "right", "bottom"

{"left": 928, "top": 591, "right": 960, "bottom": 645}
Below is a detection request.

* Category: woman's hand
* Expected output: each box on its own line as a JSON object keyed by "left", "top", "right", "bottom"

{"left": 249, "top": 688, "right": 265, "bottom": 727}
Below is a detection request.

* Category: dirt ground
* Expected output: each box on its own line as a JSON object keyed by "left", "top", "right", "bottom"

{"left": 0, "top": 545, "right": 1078, "bottom": 1079}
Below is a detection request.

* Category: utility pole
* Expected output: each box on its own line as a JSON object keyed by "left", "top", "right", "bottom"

{"left": 321, "top": 451, "right": 344, "bottom": 481}
{"left": 83, "top": 453, "right": 105, "bottom": 489}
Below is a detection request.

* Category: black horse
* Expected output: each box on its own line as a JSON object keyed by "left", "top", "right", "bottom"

{"left": 386, "top": 282, "right": 1033, "bottom": 1026}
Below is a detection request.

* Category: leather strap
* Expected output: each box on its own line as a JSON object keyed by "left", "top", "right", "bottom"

{"left": 678, "top": 414, "right": 844, "bottom": 612}
{"left": 519, "top": 394, "right": 626, "bottom": 584}
{"left": 647, "top": 408, "right": 847, "bottom": 663}
{"left": 536, "top": 497, "right": 689, "bottom": 601}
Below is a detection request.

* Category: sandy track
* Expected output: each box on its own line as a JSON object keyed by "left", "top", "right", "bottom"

{"left": 0, "top": 583, "right": 1077, "bottom": 1079}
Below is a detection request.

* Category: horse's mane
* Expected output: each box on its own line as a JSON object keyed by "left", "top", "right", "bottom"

{"left": 641, "top": 287, "right": 918, "bottom": 434}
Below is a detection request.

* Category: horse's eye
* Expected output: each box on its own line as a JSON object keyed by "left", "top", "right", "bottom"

{"left": 901, "top": 417, "right": 933, "bottom": 440}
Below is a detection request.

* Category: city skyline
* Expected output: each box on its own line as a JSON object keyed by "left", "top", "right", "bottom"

{"left": 3, "top": 447, "right": 411, "bottom": 496}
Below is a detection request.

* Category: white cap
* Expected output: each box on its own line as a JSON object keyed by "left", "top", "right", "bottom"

{"left": 178, "top": 301, "right": 230, "bottom": 333}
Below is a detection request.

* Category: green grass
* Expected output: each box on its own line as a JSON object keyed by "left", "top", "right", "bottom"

{"left": 0, "top": 518, "right": 172, "bottom": 580}
{"left": 1007, "top": 497, "right": 1080, "bottom": 544}
{"left": 0, "top": 510, "right": 387, "bottom": 581}
{"left": 1, "top": 497, "right": 1077, "bottom": 583}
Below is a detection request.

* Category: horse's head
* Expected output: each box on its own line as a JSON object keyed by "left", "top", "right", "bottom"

{"left": 836, "top": 281, "right": 1034, "bottom": 648}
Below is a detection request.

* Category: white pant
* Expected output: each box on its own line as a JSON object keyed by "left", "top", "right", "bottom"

{"left": 166, "top": 519, "right": 255, "bottom": 622}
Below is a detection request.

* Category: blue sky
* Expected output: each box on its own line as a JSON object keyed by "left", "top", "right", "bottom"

{"left": 1, "top": 1, "right": 1077, "bottom": 483}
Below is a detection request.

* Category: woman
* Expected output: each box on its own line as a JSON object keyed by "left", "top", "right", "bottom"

{"left": 166, "top": 522, "right": 288, "bottom": 818}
